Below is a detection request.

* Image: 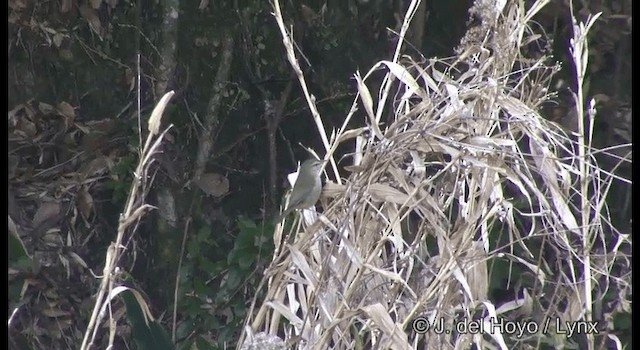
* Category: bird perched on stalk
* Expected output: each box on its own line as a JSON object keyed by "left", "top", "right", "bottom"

{"left": 276, "top": 158, "right": 324, "bottom": 222}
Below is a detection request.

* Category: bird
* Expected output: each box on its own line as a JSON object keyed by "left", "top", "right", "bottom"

{"left": 276, "top": 158, "right": 324, "bottom": 222}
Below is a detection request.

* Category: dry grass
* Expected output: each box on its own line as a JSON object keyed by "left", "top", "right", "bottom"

{"left": 239, "top": 0, "right": 631, "bottom": 349}
{"left": 80, "top": 91, "right": 175, "bottom": 350}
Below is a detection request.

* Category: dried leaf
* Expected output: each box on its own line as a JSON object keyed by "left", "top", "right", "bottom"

{"left": 81, "top": 155, "right": 112, "bottom": 178}
{"left": 198, "top": 0, "right": 209, "bottom": 10}
{"left": 336, "top": 127, "right": 367, "bottom": 144}
{"left": 415, "top": 64, "right": 440, "bottom": 94}
{"left": 529, "top": 141, "right": 579, "bottom": 234}
{"left": 194, "top": 173, "right": 229, "bottom": 197}
{"left": 156, "top": 188, "right": 177, "bottom": 226}
{"left": 39, "top": 25, "right": 58, "bottom": 35}
{"left": 15, "top": 117, "right": 37, "bottom": 137}
{"left": 354, "top": 72, "right": 383, "bottom": 139}
{"left": 8, "top": 103, "right": 27, "bottom": 127}
{"left": 38, "top": 102, "right": 56, "bottom": 115}
{"left": 102, "top": 286, "right": 156, "bottom": 326}
{"left": 359, "top": 304, "right": 410, "bottom": 349}
{"left": 60, "top": 0, "right": 72, "bottom": 13}
{"left": 380, "top": 60, "right": 424, "bottom": 98}
{"left": 57, "top": 101, "right": 75, "bottom": 126}
{"left": 367, "top": 183, "right": 411, "bottom": 205}
{"left": 265, "top": 300, "right": 304, "bottom": 328}
{"left": 9, "top": 0, "right": 28, "bottom": 10}
{"left": 320, "top": 181, "right": 346, "bottom": 199}
{"left": 32, "top": 201, "right": 62, "bottom": 228}
{"left": 343, "top": 164, "right": 366, "bottom": 173}
{"left": 79, "top": 4, "right": 103, "bottom": 37}
{"left": 42, "top": 308, "right": 71, "bottom": 318}
{"left": 53, "top": 33, "right": 64, "bottom": 47}
{"left": 74, "top": 122, "right": 91, "bottom": 134}
{"left": 78, "top": 186, "right": 94, "bottom": 220}
{"left": 69, "top": 251, "right": 89, "bottom": 269}
{"left": 289, "top": 245, "right": 318, "bottom": 289}
{"left": 148, "top": 91, "right": 175, "bottom": 135}
{"left": 480, "top": 302, "right": 509, "bottom": 350}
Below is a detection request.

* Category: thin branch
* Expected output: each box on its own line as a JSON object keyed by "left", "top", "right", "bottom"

{"left": 194, "top": 33, "right": 235, "bottom": 178}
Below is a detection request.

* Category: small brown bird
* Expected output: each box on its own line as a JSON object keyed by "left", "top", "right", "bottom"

{"left": 276, "top": 158, "right": 324, "bottom": 222}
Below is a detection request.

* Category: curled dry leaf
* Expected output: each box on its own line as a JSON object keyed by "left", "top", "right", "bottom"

{"left": 194, "top": 173, "right": 230, "bottom": 197}
{"left": 380, "top": 60, "right": 425, "bottom": 99}
{"left": 355, "top": 72, "right": 382, "bottom": 139}
{"left": 148, "top": 91, "right": 175, "bottom": 135}
{"left": 67, "top": 251, "right": 89, "bottom": 269}
{"left": 56, "top": 101, "right": 75, "bottom": 119}
{"left": 57, "top": 101, "right": 75, "bottom": 129}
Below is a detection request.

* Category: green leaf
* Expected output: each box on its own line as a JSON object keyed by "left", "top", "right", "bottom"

{"left": 193, "top": 278, "right": 208, "bottom": 295}
{"left": 175, "top": 320, "right": 193, "bottom": 340}
{"left": 224, "top": 270, "right": 242, "bottom": 290}
{"left": 8, "top": 229, "right": 31, "bottom": 266}
{"left": 122, "top": 290, "right": 174, "bottom": 350}
{"left": 197, "top": 225, "right": 212, "bottom": 243}
{"left": 613, "top": 311, "right": 631, "bottom": 330}
{"left": 187, "top": 238, "right": 201, "bottom": 257}
{"left": 199, "top": 256, "right": 216, "bottom": 273}
{"left": 237, "top": 254, "right": 255, "bottom": 270}
{"left": 195, "top": 336, "right": 216, "bottom": 350}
